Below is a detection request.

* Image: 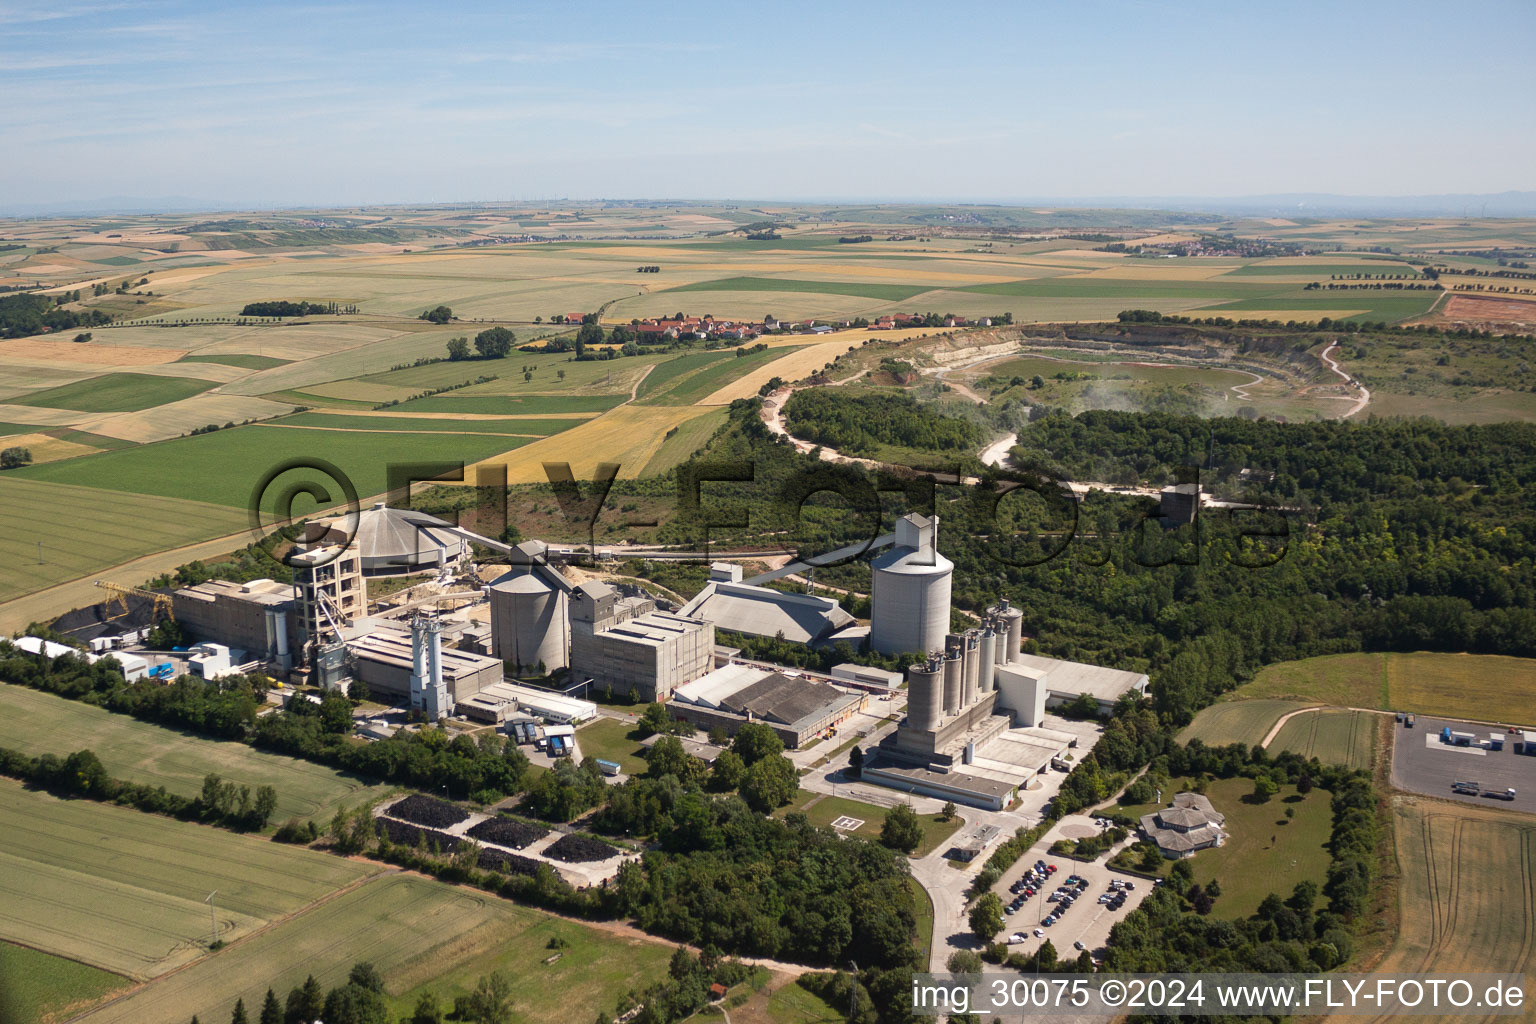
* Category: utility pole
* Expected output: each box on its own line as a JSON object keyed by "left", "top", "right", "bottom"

{"left": 205, "top": 890, "right": 218, "bottom": 946}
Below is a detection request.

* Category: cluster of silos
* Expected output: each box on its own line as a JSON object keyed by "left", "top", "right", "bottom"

{"left": 904, "top": 596, "right": 1031, "bottom": 734}
{"left": 869, "top": 514, "right": 953, "bottom": 656}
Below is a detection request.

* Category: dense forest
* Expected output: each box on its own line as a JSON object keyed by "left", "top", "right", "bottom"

{"left": 0, "top": 292, "right": 112, "bottom": 337}
{"left": 782, "top": 388, "right": 985, "bottom": 456}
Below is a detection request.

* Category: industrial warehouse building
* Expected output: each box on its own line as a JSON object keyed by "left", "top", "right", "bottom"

{"left": 172, "top": 578, "right": 299, "bottom": 669}
{"left": 346, "top": 628, "right": 502, "bottom": 703}
{"left": 680, "top": 563, "right": 854, "bottom": 644}
{"left": 460, "top": 680, "right": 597, "bottom": 725}
{"left": 669, "top": 663, "right": 867, "bottom": 748}
{"left": 569, "top": 581, "right": 713, "bottom": 702}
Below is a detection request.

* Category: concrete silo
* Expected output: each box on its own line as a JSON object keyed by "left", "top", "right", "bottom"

{"left": 987, "top": 598, "right": 1024, "bottom": 664}
{"left": 869, "top": 514, "right": 953, "bottom": 655}
{"left": 961, "top": 630, "right": 980, "bottom": 708}
{"left": 977, "top": 628, "right": 996, "bottom": 692}
{"left": 489, "top": 568, "right": 569, "bottom": 672}
{"left": 941, "top": 648, "right": 963, "bottom": 715}
{"left": 906, "top": 656, "right": 944, "bottom": 733}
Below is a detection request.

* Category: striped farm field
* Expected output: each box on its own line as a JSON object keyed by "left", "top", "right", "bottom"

{"left": 10, "top": 372, "right": 213, "bottom": 413}
{"left": 273, "top": 412, "right": 582, "bottom": 436}
{"left": 0, "top": 683, "right": 379, "bottom": 822}
{"left": 0, "top": 476, "right": 249, "bottom": 603}
{"left": 1178, "top": 698, "right": 1316, "bottom": 749}
{"left": 389, "top": 393, "right": 627, "bottom": 415}
{"left": 640, "top": 406, "right": 729, "bottom": 475}
{"left": 13, "top": 423, "right": 525, "bottom": 508}
{"left": 1267, "top": 707, "right": 1375, "bottom": 769}
{"left": 176, "top": 353, "right": 291, "bottom": 370}
{"left": 1362, "top": 799, "right": 1536, "bottom": 1024}
{"left": 696, "top": 341, "right": 852, "bottom": 404}
{"left": 73, "top": 874, "right": 671, "bottom": 1024}
{"left": 0, "top": 782, "right": 373, "bottom": 980}
{"left": 466, "top": 404, "right": 715, "bottom": 483}
{"left": 660, "top": 275, "right": 933, "bottom": 301}
{"left": 639, "top": 345, "right": 806, "bottom": 405}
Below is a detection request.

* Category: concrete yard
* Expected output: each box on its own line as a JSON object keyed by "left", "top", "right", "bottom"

{"left": 1389, "top": 715, "right": 1536, "bottom": 813}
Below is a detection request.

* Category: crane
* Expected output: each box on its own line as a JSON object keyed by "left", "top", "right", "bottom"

{"left": 95, "top": 580, "right": 174, "bottom": 622}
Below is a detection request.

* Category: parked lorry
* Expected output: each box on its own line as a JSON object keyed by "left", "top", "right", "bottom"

{"left": 1452, "top": 781, "right": 1481, "bottom": 795}
{"left": 1441, "top": 726, "right": 1476, "bottom": 746}
{"left": 149, "top": 662, "right": 174, "bottom": 679}
{"left": 1405, "top": 714, "right": 1416, "bottom": 727}
{"left": 1483, "top": 787, "right": 1517, "bottom": 800}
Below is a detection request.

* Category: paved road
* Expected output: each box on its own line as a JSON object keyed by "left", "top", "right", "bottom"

{"left": 1389, "top": 715, "right": 1536, "bottom": 813}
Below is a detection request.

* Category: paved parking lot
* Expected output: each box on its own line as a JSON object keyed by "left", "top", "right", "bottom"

{"left": 989, "top": 815, "right": 1153, "bottom": 961}
{"left": 1390, "top": 715, "right": 1536, "bottom": 813}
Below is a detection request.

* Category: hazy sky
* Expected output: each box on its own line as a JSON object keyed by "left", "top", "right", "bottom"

{"left": 3, "top": 0, "right": 1533, "bottom": 207}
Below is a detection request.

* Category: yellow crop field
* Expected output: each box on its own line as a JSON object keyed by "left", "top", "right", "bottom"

{"left": 0, "top": 432, "right": 101, "bottom": 464}
{"left": 1364, "top": 799, "right": 1536, "bottom": 1024}
{"left": 696, "top": 340, "right": 852, "bottom": 404}
{"left": 465, "top": 404, "right": 714, "bottom": 483}
{"left": 0, "top": 339, "right": 185, "bottom": 365}
{"left": 1080, "top": 264, "right": 1243, "bottom": 281}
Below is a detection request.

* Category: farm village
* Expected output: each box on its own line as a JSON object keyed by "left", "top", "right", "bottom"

{"left": 2, "top": 3, "right": 1536, "bottom": 1020}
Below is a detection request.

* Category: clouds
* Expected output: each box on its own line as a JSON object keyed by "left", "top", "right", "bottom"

{"left": 1, "top": 0, "right": 1532, "bottom": 206}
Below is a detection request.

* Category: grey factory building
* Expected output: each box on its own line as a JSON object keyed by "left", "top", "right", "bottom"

{"left": 569, "top": 581, "right": 713, "bottom": 702}
{"left": 669, "top": 663, "right": 868, "bottom": 748}
{"left": 680, "top": 563, "right": 854, "bottom": 644}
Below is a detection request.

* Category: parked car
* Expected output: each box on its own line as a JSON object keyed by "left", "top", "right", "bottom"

{"left": 1034, "top": 928, "right": 1044, "bottom": 938}
{"left": 1008, "top": 932, "right": 1027, "bottom": 944}
{"left": 1074, "top": 941, "right": 1087, "bottom": 951}
{"left": 1043, "top": 915, "right": 1057, "bottom": 926}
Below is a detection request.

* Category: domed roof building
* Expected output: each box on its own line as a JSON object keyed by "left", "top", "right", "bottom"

{"left": 342, "top": 502, "right": 470, "bottom": 577}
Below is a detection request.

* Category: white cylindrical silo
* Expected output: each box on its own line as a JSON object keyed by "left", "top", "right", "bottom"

{"left": 869, "top": 518, "right": 954, "bottom": 656}
{"left": 978, "top": 629, "right": 996, "bottom": 692}
{"left": 962, "top": 631, "right": 980, "bottom": 708}
{"left": 941, "top": 649, "right": 963, "bottom": 715}
{"left": 907, "top": 656, "right": 943, "bottom": 732}
{"left": 490, "top": 569, "right": 570, "bottom": 672}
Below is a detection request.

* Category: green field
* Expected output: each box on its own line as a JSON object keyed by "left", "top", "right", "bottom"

{"left": 784, "top": 794, "right": 965, "bottom": 858}
{"left": 1232, "top": 652, "right": 1536, "bottom": 726}
{"left": 178, "top": 354, "right": 291, "bottom": 370}
{"left": 647, "top": 345, "right": 805, "bottom": 405}
{"left": 634, "top": 350, "right": 735, "bottom": 400}
{"left": 10, "top": 372, "right": 213, "bottom": 412}
{"left": 663, "top": 276, "right": 932, "bottom": 301}
{"left": 0, "top": 782, "right": 373, "bottom": 979}
{"left": 276, "top": 412, "right": 583, "bottom": 436}
{"left": 391, "top": 392, "right": 629, "bottom": 414}
{"left": 576, "top": 717, "right": 650, "bottom": 775}
{"left": 0, "top": 683, "right": 378, "bottom": 822}
{"left": 0, "top": 941, "right": 131, "bottom": 1024}
{"left": 1268, "top": 707, "right": 1375, "bottom": 770}
{"left": 1177, "top": 698, "right": 1314, "bottom": 749}
{"left": 73, "top": 874, "right": 670, "bottom": 1024}
{"left": 1223, "top": 262, "right": 1421, "bottom": 277}
{"left": 0, "top": 476, "right": 250, "bottom": 603}
{"left": 641, "top": 406, "right": 729, "bottom": 475}
{"left": 14, "top": 423, "right": 524, "bottom": 508}
{"left": 1115, "top": 776, "right": 1333, "bottom": 918}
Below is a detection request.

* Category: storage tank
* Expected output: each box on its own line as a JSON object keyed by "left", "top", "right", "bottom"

{"left": 869, "top": 514, "right": 954, "bottom": 655}
{"left": 907, "top": 656, "right": 943, "bottom": 732}
{"left": 941, "top": 649, "right": 963, "bottom": 715}
{"left": 989, "top": 598, "right": 1024, "bottom": 664}
{"left": 489, "top": 568, "right": 570, "bottom": 672}
{"left": 962, "top": 631, "right": 980, "bottom": 708}
{"left": 978, "top": 629, "right": 996, "bottom": 692}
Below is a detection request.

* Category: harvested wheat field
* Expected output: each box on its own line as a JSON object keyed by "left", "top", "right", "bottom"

{"left": 697, "top": 341, "right": 853, "bottom": 404}
{"left": 1362, "top": 798, "right": 1536, "bottom": 1024}
{"left": 73, "top": 394, "right": 297, "bottom": 443}
{"left": 0, "top": 432, "right": 101, "bottom": 464}
{"left": 0, "top": 339, "right": 186, "bottom": 365}
{"left": 465, "top": 404, "right": 714, "bottom": 483}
